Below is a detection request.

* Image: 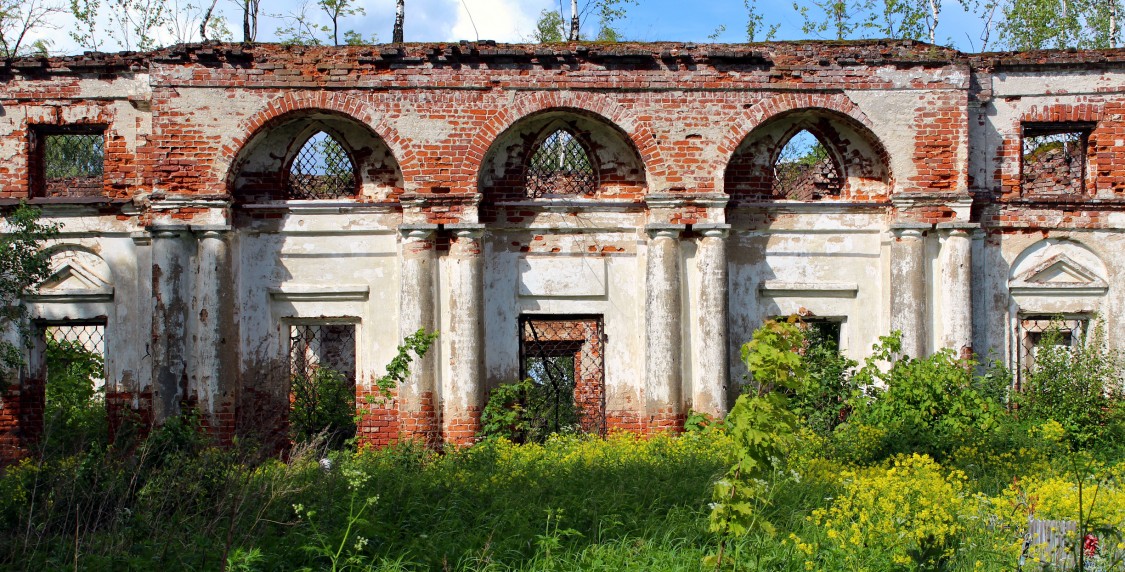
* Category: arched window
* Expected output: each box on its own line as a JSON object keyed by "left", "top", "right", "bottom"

{"left": 287, "top": 131, "right": 357, "bottom": 200}
{"left": 773, "top": 129, "right": 842, "bottom": 200}
{"left": 525, "top": 128, "right": 598, "bottom": 198}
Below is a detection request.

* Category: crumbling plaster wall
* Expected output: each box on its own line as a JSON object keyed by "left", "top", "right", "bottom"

{"left": 1, "top": 41, "right": 1123, "bottom": 456}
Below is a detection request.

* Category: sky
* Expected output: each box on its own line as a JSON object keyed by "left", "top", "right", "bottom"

{"left": 31, "top": 0, "right": 993, "bottom": 57}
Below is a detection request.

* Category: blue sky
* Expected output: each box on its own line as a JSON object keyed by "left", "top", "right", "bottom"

{"left": 38, "top": 0, "right": 993, "bottom": 56}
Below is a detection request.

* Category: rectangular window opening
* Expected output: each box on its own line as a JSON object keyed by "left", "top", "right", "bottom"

{"left": 519, "top": 316, "right": 605, "bottom": 437}
{"left": 1021, "top": 123, "right": 1092, "bottom": 196}
{"left": 288, "top": 323, "right": 357, "bottom": 446}
{"left": 1016, "top": 314, "right": 1089, "bottom": 389}
{"left": 33, "top": 128, "right": 106, "bottom": 198}
{"left": 772, "top": 315, "right": 844, "bottom": 352}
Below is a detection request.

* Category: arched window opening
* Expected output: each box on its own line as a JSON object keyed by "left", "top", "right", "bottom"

{"left": 526, "top": 129, "right": 598, "bottom": 198}
{"left": 773, "top": 130, "right": 842, "bottom": 200}
{"left": 287, "top": 131, "right": 357, "bottom": 200}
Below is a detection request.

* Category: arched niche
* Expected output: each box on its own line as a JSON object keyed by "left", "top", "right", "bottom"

{"left": 478, "top": 109, "right": 646, "bottom": 202}
{"left": 29, "top": 246, "right": 115, "bottom": 311}
{"left": 1008, "top": 238, "right": 1109, "bottom": 314}
{"left": 724, "top": 109, "right": 891, "bottom": 201}
{"left": 228, "top": 110, "right": 403, "bottom": 202}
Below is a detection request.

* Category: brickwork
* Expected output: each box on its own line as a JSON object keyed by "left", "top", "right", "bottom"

{"left": 1, "top": 40, "right": 1125, "bottom": 459}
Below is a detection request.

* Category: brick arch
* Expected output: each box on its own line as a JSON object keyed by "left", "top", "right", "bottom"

{"left": 715, "top": 93, "right": 889, "bottom": 194}
{"left": 466, "top": 92, "right": 665, "bottom": 189}
{"left": 219, "top": 92, "right": 409, "bottom": 194}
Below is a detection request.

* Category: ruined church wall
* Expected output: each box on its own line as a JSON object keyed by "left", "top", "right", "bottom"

{"left": 3, "top": 42, "right": 1125, "bottom": 456}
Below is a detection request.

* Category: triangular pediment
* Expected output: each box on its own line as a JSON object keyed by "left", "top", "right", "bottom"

{"left": 39, "top": 262, "right": 110, "bottom": 293}
{"left": 1010, "top": 253, "right": 1108, "bottom": 293}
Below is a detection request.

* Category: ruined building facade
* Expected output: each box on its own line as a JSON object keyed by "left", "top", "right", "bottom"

{"left": 0, "top": 40, "right": 1122, "bottom": 457}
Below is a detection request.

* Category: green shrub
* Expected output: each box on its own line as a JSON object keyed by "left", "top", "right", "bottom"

{"left": 479, "top": 378, "right": 580, "bottom": 444}
{"left": 41, "top": 337, "right": 107, "bottom": 456}
{"left": 791, "top": 326, "right": 859, "bottom": 436}
{"left": 1015, "top": 321, "right": 1125, "bottom": 451}
{"left": 844, "top": 332, "right": 1007, "bottom": 461}
{"left": 290, "top": 366, "right": 356, "bottom": 447}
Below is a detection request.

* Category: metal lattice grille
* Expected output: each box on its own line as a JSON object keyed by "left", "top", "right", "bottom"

{"left": 773, "top": 130, "right": 842, "bottom": 200}
{"left": 289, "top": 324, "right": 357, "bottom": 383}
{"left": 288, "top": 324, "right": 357, "bottom": 445}
{"left": 42, "top": 133, "right": 104, "bottom": 197}
{"left": 1016, "top": 316, "right": 1087, "bottom": 387}
{"left": 287, "top": 131, "right": 357, "bottom": 200}
{"left": 1022, "top": 130, "right": 1086, "bottom": 195}
{"left": 525, "top": 129, "right": 597, "bottom": 197}
{"left": 46, "top": 324, "right": 106, "bottom": 357}
{"left": 45, "top": 324, "right": 106, "bottom": 389}
{"left": 520, "top": 317, "right": 605, "bottom": 435}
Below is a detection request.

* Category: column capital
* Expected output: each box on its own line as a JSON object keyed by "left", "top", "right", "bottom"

{"left": 645, "top": 223, "right": 686, "bottom": 240}
{"left": 194, "top": 228, "right": 230, "bottom": 240}
{"left": 936, "top": 221, "right": 980, "bottom": 238}
{"left": 889, "top": 222, "right": 931, "bottom": 240}
{"left": 695, "top": 223, "right": 731, "bottom": 239}
{"left": 148, "top": 224, "right": 190, "bottom": 238}
{"left": 446, "top": 223, "right": 485, "bottom": 239}
{"left": 399, "top": 223, "right": 439, "bottom": 240}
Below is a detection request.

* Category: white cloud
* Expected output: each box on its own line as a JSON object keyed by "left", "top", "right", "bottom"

{"left": 448, "top": 0, "right": 552, "bottom": 43}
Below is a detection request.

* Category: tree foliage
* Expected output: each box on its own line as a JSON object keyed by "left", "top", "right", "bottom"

{"left": 0, "top": 205, "right": 57, "bottom": 389}
{"left": 533, "top": 0, "right": 636, "bottom": 43}
{"left": 274, "top": 0, "right": 374, "bottom": 46}
{"left": 0, "top": 0, "right": 63, "bottom": 59}
{"left": 42, "top": 337, "right": 107, "bottom": 456}
{"left": 996, "top": 0, "right": 1122, "bottom": 50}
{"left": 69, "top": 0, "right": 169, "bottom": 51}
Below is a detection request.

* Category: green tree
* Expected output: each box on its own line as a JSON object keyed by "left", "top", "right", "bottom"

{"left": 69, "top": 0, "right": 169, "bottom": 51}
{"left": 995, "top": 0, "right": 1122, "bottom": 49}
{"left": 532, "top": 8, "right": 564, "bottom": 42}
{"left": 0, "top": 205, "right": 58, "bottom": 389}
{"left": 796, "top": 0, "right": 873, "bottom": 40}
{"left": 0, "top": 0, "right": 62, "bottom": 58}
{"left": 785, "top": 0, "right": 957, "bottom": 42}
{"left": 274, "top": 0, "right": 374, "bottom": 46}
{"left": 164, "top": 0, "right": 231, "bottom": 44}
{"left": 536, "top": 0, "right": 635, "bottom": 42}
{"left": 744, "top": 0, "right": 780, "bottom": 40}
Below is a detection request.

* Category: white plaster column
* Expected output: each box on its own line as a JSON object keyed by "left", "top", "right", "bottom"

{"left": 645, "top": 224, "right": 685, "bottom": 430}
{"left": 694, "top": 224, "right": 729, "bottom": 417}
{"left": 938, "top": 222, "right": 976, "bottom": 356}
{"left": 889, "top": 223, "right": 930, "bottom": 358}
{"left": 445, "top": 224, "right": 484, "bottom": 444}
{"left": 190, "top": 229, "right": 235, "bottom": 435}
{"left": 398, "top": 224, "right": 439, "bottom": 443}
{"left": 150, "top": 226, "right": 191, "bottom": 422}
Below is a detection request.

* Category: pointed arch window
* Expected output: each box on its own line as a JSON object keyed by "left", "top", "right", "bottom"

{"left": 287, "top": 131, "right": 358, "bottom": 200}
{"left": 773, "top": 129, "right": 842, "bottom": 200}
{"left": 525, "top": 128, "right": 598, "bottom": 198}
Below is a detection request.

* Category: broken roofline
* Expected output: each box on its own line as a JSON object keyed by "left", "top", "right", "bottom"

{"left": 7, "top": 39, "right": 1125, "bottom": 75}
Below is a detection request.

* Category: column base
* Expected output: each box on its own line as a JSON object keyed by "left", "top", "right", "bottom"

{"left": 443, "top": 408, "right": 481, "bottom": 446}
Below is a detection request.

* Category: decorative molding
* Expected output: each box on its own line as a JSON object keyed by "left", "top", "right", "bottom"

{"left": 268, "top": 285, "right": 370, "bottom": 302}
{"left": 759, "top": 281, "right": 858, "bottom": 298}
